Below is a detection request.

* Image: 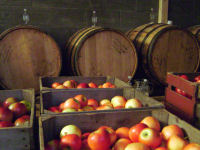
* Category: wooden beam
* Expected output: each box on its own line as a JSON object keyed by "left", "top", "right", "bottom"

{"left": 158, "top": 0, "right": 169, "bottom": 23}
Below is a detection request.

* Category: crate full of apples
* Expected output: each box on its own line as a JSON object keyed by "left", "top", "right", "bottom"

{"left": 40, "top": 76, "right": 131, "bottom": 91}
{"left": 0, "top": 89, "right": 35, "bottom": 150}
{"left": 40, "top": 88, "right": 163, "bottom": 115}
{"left": 165, "top": 72, "right": 200, "bottom": 128}
{"left": 39, "top": 108, "right": 200, "bottom": 150}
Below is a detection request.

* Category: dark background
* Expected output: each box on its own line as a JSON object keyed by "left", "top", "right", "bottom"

{"left": 0, "top": 0, "right": 199, "bottom": 75}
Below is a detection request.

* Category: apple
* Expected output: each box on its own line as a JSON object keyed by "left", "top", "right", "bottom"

{"left": 82, "top": 132, "right": 90, "bottom": 140}
{"left": 167, "top": 135, "right": 188, "bottom": 150}
{"left": 98, "top": 85, "right": 103, "bottom": 88}
{"left": 62, "top": 108, "right": 77, "bottom": 113}
{"left": 3, "top": 97, "right": 17, "bottom": 108}
{"left": 45, "top": 139, "right": 60, "bottom": 150}
{"left": 99, "top": 99, "right": 112, "bottom": 106}
{"left": 140, "top": 116, "right": 160, "bottom": 131}
{"left": 98, "top": 126, "right": 117, "bottom": 145}
{"left": 70, "top": 80, "right": 78, "bottom": 88}
{"left": 180, "top": 75, "right": 189, "bottom": 80}
{"left": 59, "top": 102, "right": 65, "bottom": 111}
{"left": 81, "top": 138, "right": 90, "bottom": 150}
{"left": 0, "top": 121, "right": 14, "bottom": 128}
{"left": 82, "top": 106, "right": 95, "bottom": 111}
{"left": 60, "top": 134, "right": 82, "bottom": 150}
{"left": 112, "top": 138, "right": 131, "bottom": 150}
{"left": 125, "top": 98, "right": 142, "bottom": 108}
{"left": 102, "top": 82, "right": 113, "bottom": 88}
{"left": 60, "top": 124, "right": 81, "bottom": 138}
{"left": 20, "top": 100, "right": 31, "bottom": 112}
{"left": 88, "top": 128, "right": 111, "bottom": 150}
{"left": 183, "top": 143, "right": 200, "bottom": 150}
{"left": 194, "top": 75, "right": 200, "bottom": 82}
{"left": 74, "top": 94, "right": 88, "bottom": 108}
{"left": 8, "top": 102, "right": 28, "bottom": 118}
{"left": 139, "top": 128, "right": 162, "bottom": 149}
{"left": 111, "top": 96, "right": 127, "bottom": 108}
{"left": 125, "top": 142, "right": 150, "bottom": 150}
{"left": 96, "top": 105, "right": 113, "bottom": 110}
{"left": 51, "top": 82, "right": 61, "bottom": 89}
{"left": 77, "top": 83, "right": 89, "bottom": 88}
{"left": 161, "top": 124, "right": 184, "bottom": 141}
{"left": 14, "top": 115, "right": 30, "bottom": 126}
{"left": 129, "top": 123, "right": 148, "bottom": 142}
{"left": 48, "top": 106, "right": 60, "bottom": 113}
{"left": 63, "top": 98, "right": 81, "bottom": 110}
{"left": 55, "top": 85, "right": 66, "bottom": 89}
{"left": 155, "top": 147, "right": 168, "bottom": 150}
{"left": 88, "top": 82, "right": 98, "bottom": 88}
{"left": 87, "top": 99, "right": 99, "bottom": 108}
{"left": 115, "top": 127, "right": 130, "bottom": 139}
{"left": 0, "top": 107, "right": 13, "bottom": 122}
{"left": 63, "top": 80, "right": 75, "bottom": 88}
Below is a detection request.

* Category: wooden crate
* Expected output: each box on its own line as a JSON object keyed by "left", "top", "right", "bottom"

{"left": 0, "top": 89, "right": 35, "bottom": 150}
{"left": 40, "top": 76, "right": 131, "bottom": 91}
{"left": 40, "top": 88, "right": 163, "bottom": 115}
{"left": 39, "top": 108, "right": 200, "bottom": 150}
{"left": 165, "top": 72, "right": 200, "bottom": 128}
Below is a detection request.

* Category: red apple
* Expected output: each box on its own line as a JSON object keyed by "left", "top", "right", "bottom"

{"left": 180, "top": 75, "right": 189, "bottom": 80}
{"left": 82, "top": 132, "right": 90, "bottom": 140}
{"left": 129, "top": 123, "right": 148, "bottom": 142}
{"left": 116, "top": 127, "right": 129, "bottom": 139}
{"left": 81, "top": 138, "right": 90, "bottom": 150}
{"left": 183, "top": 143, "right": 200, "bottom": 150}
{"left": 98, "top": 126, "right": 117, "bottom": 145}
{"left": 167, "top": 135, "right": 188, "bottom": 150}
{"left": 0, "top": 107, "right": 13, "bottom": 122}
{"left": 87, "top": 99, "right": 98, "bottom": 108}
{"left": 0, "top": 121, "right": 14, "bottom": 128}
{"left": 74, "top": 94, "right": 88, "bottom": 108}
{"left": 125, "top": 142, "right": 150, "bottom": 150}
{"left": 112, "top": 138, "right": 132, "bottom": 150}
{"left": 51, "top": 82, "right": 61, "bottom": 89}
{"left": 125, "top": 98, "right": 142, "bottom": 108}
{"left": 70, "top": 80, "right": 78, "bottom": 88}
{"left": 88, "top": 128, "right": 111, "bottom": 150}
{"left": 77, "top": 83, "right": 89, "bottom": 88}
{"left": 3, "top": 97, "right": 17, "bottom": 108}
{"left": 96, "top": 105, "right": 113, "bottom": 110}
{"left": 48, "top": 106, "right": 60, "bottom": 113}
{"left": 139, "top": 128, "right": 162, "bottom": 149}
{"left": 88, "top": 82, "right": 98, "bottom": 88}
{"left": 155, "top": 147, "right": 168, "bottom": 150}
{"left": 55, "top": 85, "right": 66, "bottom": 89}
{"left": 111, "top": 96, "right": 127, "bottom": 108}
{"left": 60, "top": 124, "right": 81, "bottom": 138}
{"left": 45, "top": 139, "right": 60, "bottom": 150}
{"left": 161, "top": 124, "right": 184, "bottom": 141}
{"left": 8, "top": 102, "right": 27, "bottom": 118}
{"left": 63, "top": 98, "right": 81, "bottom": 110}
{"left": 59, "top": 102, "right": 65, "bottom": 111}
{"left": 20, "top": 100, "right": 31, "bottom": 112}
{"left": 194, "top": 75, "right": 200, "bottom": 82}
{"left": 14, "top": 115, "right": 30, "bottom": 126}
{"left": 140, "top": 116, "right": 160, "bottom": 131}
{"left": 60, "top": 134, "right": 82, "bottom": 150}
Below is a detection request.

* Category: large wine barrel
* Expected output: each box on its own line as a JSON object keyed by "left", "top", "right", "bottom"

{"left": 66, "top": 27, "right": 138, "bottom": 82}
{"left": 0, "top": 26, "right": 61, "bottom": 92}
{"left": 127, "top": 23, "right": 200, "bottom": 86}
{"left": 188, "top": 25, "right": 200, "bottom": 43}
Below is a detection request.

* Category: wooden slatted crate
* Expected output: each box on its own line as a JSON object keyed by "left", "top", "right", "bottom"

{"left": 39, "top": 108, "right": 200, "bottom": 150}
{"left": 0, "top": 89, "right": 35, "bottom": 150}
{"left": 40, "top": 88, "right": 163, "bottom": 115}
{"left": 165, "top": 72, "right": 200, "bottom": 128}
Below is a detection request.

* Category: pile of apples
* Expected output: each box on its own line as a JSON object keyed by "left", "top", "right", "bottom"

{"left": 175, "top": 74, "right": 200, "bottom": 98}
{"left": 48, "top": 95, "right": 143, "bottom": 113}
{"left": 0, "top": 97, "right": 31, "bottom": 128}
{"left": 51, "top": 80, "right": 116, "bottom": 89}
{"left": 45, "top": 116, "right": 200, "bottom": 150}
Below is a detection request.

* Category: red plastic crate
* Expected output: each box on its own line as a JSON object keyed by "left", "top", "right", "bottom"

{"left": 165, "top": 72, "right": 200, "bottom": 124}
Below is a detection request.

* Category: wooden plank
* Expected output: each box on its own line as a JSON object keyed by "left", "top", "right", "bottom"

{"left": 0, "top": 0, "right": 31, "bottom": 6}
{"left": 158, "top": 0, "right": 168, "bottom": 23}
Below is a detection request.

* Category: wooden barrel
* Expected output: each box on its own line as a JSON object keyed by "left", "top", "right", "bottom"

{"left": 127, "top": 23, "right": 200, "bottom": 86}
{"left": 188, "top": 25, "right": 200, "bottom": 43}
{"left": 0, "top": 26, "right": 61, "bottom": 92}
{"left": 66, "top": 27, "right": 138, "bottom": 82}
